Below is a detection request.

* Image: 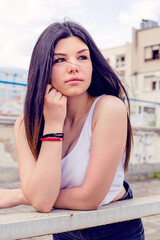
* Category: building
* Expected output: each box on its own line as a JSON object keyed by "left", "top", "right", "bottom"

{"left": 131, "top": 20, "right": 160, "bottom": 102}
{"left": 101, "top": 19, "right": 160, "bottom": 128}
{"left": 101, "top": 43, "right": 132, "bottom": 95}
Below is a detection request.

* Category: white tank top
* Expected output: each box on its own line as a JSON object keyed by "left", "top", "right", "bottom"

{"left": 60, "top": 95, "right": 125, "bottom": 206}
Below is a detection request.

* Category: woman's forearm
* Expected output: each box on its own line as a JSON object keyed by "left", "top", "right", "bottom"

{"left": 17, "top": 188, "right": 30, "bottom": 206}
{"left": 54, "top": 187, "right": 99, "bottom": 210}
{"left": 25, "top": 140, "right": 62, "bottom": 212}
{"left": 0, "top": 188, "right": 30, "bottom": 209}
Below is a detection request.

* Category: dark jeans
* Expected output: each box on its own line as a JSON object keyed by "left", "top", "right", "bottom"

{"left": 53, "top": 181, "right": 145, "bottom": 240}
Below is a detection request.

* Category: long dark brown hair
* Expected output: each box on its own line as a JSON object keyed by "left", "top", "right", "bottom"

{"left": 24, "top": 20, "right": 132, "bottom": 170}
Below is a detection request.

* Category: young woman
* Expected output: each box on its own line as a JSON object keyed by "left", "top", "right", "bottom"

{"left": 0, "top": 21, "right": 144, "bottom": 239}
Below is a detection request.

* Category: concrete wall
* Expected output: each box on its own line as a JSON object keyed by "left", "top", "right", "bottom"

{"left": 0, "top": 124, "right": 160, "bottom": 165}
{"left": 0, "top": 124, "right": 17, "bottom": 167}
{"left": 131, "top": 127, "right": 160, "bottom": 164}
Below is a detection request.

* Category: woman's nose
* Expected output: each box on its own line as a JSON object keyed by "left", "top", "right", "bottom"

{"left": 67, "top": 61, "right": 79, "bottom": 73}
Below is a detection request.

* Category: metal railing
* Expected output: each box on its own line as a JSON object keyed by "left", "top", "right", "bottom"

{"left": 0, "top": 79, "right": 160, "bottom": 128}
{"left": 130, "top": 98, "right": 160, "bottom": 128}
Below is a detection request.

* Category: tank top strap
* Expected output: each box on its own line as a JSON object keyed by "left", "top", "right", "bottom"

{"left": 89, "top": 95, "right": 105, "bottom": 116}
{"left": 82, "top": 94, "right": 105, "bottom": 137}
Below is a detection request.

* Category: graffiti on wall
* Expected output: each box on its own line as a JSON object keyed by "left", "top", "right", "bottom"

{"left": 132, "top": 132, "right": 153, "bottom": 164}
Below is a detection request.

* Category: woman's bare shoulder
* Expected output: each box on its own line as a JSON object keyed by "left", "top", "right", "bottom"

{"left": 92, "top": 95, "right": 127, "bottom": 128}
{"left": 14, "top": 114, "right": 25, "bottom": 137}
{"left": 95, "top": 95, "right": 126, "bottom": 115}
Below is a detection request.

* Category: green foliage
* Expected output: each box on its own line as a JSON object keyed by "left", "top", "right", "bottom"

{"left": 152, "top": 169, "right": 160, "bottom": 178}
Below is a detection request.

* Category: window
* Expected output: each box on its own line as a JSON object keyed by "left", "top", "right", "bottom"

{"left": 145, "top": 47, "right": 152, "bottom": 60}
{"left": 152, "top": 81, "right": 157, "bottom": 90}
{"left": 144, "top": 75, "right": 159, "bottom": 91}
{"left": 119, "top": 70, "right": 125, "bottom": 77}
{"left": 115, "top": 55, "right": 125, "bottom": 68}
{"left": 144, "top": 77, "right": 151, "bottom": 91}
{"left": 121, "top": 56, "right": 125, "bottom": 62}
{"left": 138, "top": 106, "right": 142, "bottom": 114}
{"left": 153, "top": 50, "right": 159, "bottom": 59}
{"left": 144, "top": 107, "right": 155, "bottom": 114}
{"left": 144, "top": 75, "right": 154, "bottom": 91}
{"left": 145, "top": 44, "right": 160, "bottom": 61}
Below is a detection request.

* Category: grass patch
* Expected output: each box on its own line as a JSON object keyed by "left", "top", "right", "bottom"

{"left": 152, "top": 169, "right": 160, "bottom": 178}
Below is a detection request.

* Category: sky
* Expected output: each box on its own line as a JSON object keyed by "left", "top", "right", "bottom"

{"left": 0, "top": 0, "right": 160, "bottom": 70}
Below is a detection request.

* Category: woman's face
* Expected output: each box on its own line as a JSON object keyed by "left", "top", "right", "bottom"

{"left": 50, "top": 36, "right": 93, "bottom": 96}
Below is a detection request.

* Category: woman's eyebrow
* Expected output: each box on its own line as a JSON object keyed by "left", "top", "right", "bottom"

{"left": 77, "top": 48, "right": 89, "bottom": 54}
{"left": 54, "top": 53, "right": 66, "bottom": 56}
{"left": 54, "top": 49, "right": 89, "bottom": 56}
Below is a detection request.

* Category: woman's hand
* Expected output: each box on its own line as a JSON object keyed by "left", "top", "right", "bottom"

{"left": 43, "top": 84, "right": 67, "bottom": 131}
{"left": 0, "top": 188, "right": 29, "bottom": 209}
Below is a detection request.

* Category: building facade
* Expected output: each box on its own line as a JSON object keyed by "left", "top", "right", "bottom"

{"left": 101, "top": 42, "right": 133, "bottom": 98}
{"left": 131, "top": 23, "right": 160, "bottom": 102}
{"left": 101, "top": 20, "right": 160, "bottom": 128}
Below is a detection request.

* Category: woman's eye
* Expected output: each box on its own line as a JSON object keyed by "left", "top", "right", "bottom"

{"left": 78, "top": 55, "right": 87, "bottom": 60}
{"left": 54, "top": 58, "right": 66, "bottom": 64}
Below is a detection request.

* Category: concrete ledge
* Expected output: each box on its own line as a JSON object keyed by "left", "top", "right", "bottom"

{"left": 0, "top": 195, "right": 160, "bottom": 240}
{"left": 125, "top": 163, "right": 160, "bottom": 180}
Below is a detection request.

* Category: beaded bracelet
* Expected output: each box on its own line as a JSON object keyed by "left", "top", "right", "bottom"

{"left": 40, "top": 133, "right": 64, "bottom": 142}
{"left": 42, "top": 133, "right": 64, "bottom": 138}
{"left": 40, "top": 137, "right": 64, "bottom": 142}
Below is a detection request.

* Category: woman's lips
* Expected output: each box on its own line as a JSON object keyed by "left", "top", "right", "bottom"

{"left": 65, "top": 78, "right": 83, "bottom": 83}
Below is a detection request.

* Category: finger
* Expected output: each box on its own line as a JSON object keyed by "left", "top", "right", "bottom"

{"left": 54, "top": 91, "right": 63, "bottom": 101}
{"left": 61, "top": 95, "right": 67, "bottom": 104}
{"left": 45, "top": 84, "right": 53, "bottom": 96}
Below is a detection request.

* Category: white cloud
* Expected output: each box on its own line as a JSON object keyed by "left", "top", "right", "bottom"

{"left": 0, "top": 0, "right": 89, "bottom": 69}
{"left": 0, "top": 0, "right": 160, "bottom": 69}
{"left": 119, "top": 0, "right": 160, "bottom": 28}
{"left": 119, "top": 12, "right": 131, "bottom": 25}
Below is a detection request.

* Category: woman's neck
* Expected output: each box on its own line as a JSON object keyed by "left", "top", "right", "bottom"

{"left": 65, "top": 92, "right": 95, "bottom": 126}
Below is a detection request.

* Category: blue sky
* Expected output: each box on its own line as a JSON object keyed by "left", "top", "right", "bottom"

{"left": 0, "top": 0, "right": 160, "bottom": 69}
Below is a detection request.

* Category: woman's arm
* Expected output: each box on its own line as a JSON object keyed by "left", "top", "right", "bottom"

{"left": 14, "top": 87, "right": 67, "bottom": 212}
{"left": 0, "top": 188, "right": 29, "bottom": 209}
{"left": 54, "top": 96, "right": 127, "bottom": 210}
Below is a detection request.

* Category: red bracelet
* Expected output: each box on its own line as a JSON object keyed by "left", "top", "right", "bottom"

{"left": 40, "top": 137, "right": 64, "bottom": 141}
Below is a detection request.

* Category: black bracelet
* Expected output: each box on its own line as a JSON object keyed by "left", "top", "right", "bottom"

{"left": 42, "top": 133, "right": 64, "bottom": 138}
